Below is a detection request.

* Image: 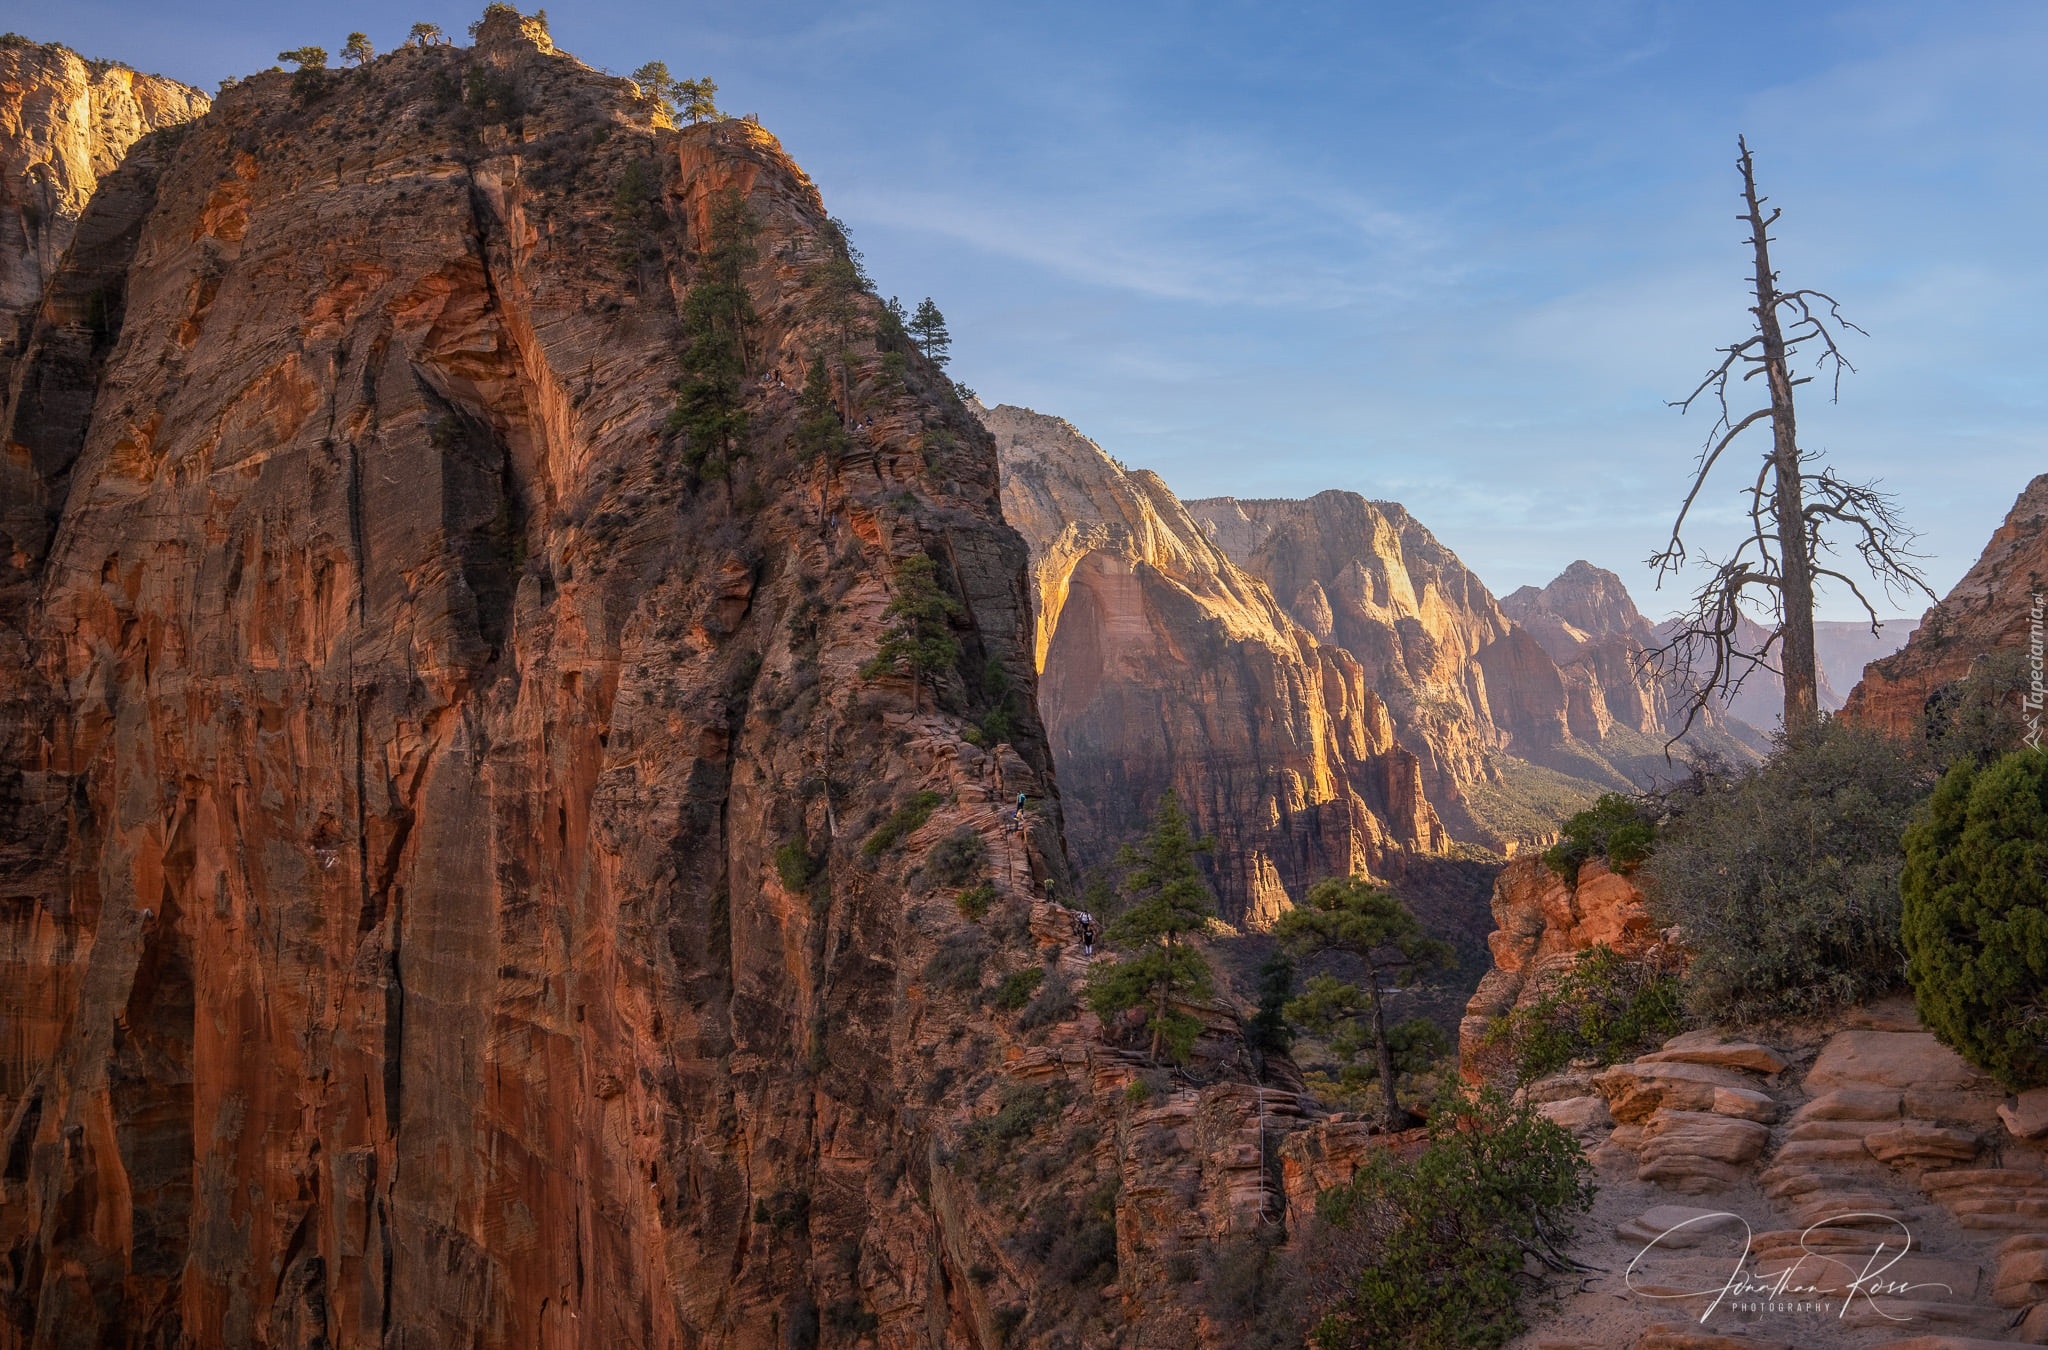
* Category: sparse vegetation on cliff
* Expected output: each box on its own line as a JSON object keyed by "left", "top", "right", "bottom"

{"left": 1541, "top": 792, "right": 1657, "bottom": 881}
{"left": 668, "top": 188, "right": 760, "bottom": 506}
{"left": 1903, "top": 748, "right": 2048, "bottom": 1090}
{"left": 860, "top": 553, "right": 963, "bottom": 711}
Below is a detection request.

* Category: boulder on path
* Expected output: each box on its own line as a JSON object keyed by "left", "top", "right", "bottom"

{"left": 2000, "top": 1088, "right": 2048, "bottom": 1141}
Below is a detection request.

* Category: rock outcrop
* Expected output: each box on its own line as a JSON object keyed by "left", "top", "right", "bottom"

{"left": 0, "top": 37, "right": 207, "bottom": 383}
{"left": 1842, "top": 474, "right": 2048, "bottom": 742}
{"left": 986, "top": 403, "right": 1444, "bottom": 926}
{"left": 1456, "top": 855, "right": 1656, "bottom": 1073}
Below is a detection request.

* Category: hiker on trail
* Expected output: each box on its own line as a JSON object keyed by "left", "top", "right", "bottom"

{"left": 1078, "top": 911, "right": 1096, "bottom": 957}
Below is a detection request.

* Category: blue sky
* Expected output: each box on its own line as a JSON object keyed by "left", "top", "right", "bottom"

{"left": 17, "top": 0, "right": 2046, "bottom": 623}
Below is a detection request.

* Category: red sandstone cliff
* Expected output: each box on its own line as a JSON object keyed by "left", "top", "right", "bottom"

{"left": 1841, "top": 472, "right": 2048, "bottom": 740}
{"left": 985, "top": 403, "right": 1444, "bottom": 927}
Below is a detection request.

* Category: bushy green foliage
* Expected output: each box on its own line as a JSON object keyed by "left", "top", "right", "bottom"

{"left": 1275, "top": 877, "right": 1452, "bottom": 1123}
{"left": 1921, "top": 648, "right": 2034, "bottom": 773}
{"left": 1084, "top": 791, "right": 1217, "bottom": 1063}
{"left": 1645, "top": 718, "right": 1931, "bottom": 1024}
{"left": 956, "top": 881, "right": 997, "bottom": 921}
{"left": 926, "top": 827, "right": 987, "bottom": 888}
{"left": 1302, "top": 1014, "right": 1450, "bottom": 1115}
{"left": 278, "top": 46, "right": 330, "bottom": 103}
{"left": 774, "top": 826, "right": 821, "bottom": 892}
{"left": 1902, "top": 749, "right": 2048, "bottom": 1090}
{"left": 1541, "top": 792, "right": 1658, "bottom": 881}
{"left": 343, "top": 32, "right": 373, "bottom": 66}
{"left": 667, "top": 190, "right": 759, "bottom": 505}
{"left": 860, "top": 554, "right": 963, "bottom": 710}
{"left": 630, "top": 62, "right": 720, "bottom": 122}
{"left": 910, "top": 297, "right": 952, "bottom": 365}
{"left": 861, "top": 790, "right": 942, "bottom": 856}
{"left": 1475, "top": 945, "right": 1683, "bottom": 1087}
{"left": 1301, "top": 1089, "right": 1594, "bottom": 1349}
{"left": 990, "top": 966, "right": 1046, "bottom": 1012}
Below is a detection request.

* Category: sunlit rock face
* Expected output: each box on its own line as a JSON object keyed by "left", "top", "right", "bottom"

{"left": 0, "top": 38, "right": 207, "bottom": 384}
{"left": 1841, "top": 473, "right": 2048, "bottom": 739}
{"left": 986, "top": 404, "right": 1446, "bottom": 927}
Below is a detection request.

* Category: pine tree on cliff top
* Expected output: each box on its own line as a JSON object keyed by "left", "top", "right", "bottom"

{"left": 909, "top": 298, "right": 951, "bottom": 367}
{"left": 1085, "top": 791, "right": 1217, "bottom": 1064}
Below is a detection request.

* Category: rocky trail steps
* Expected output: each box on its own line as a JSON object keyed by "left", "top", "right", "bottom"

{"left": 1516, "top": 999, "right": 2048, "bottom": 1350}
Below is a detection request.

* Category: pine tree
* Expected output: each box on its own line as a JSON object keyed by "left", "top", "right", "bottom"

{"left": 909, "top": 297, "right": 951, "bottom": 366}
{"left": 1273, "top": 876, "right": 1452, "bottom": 1124}
{"left": 407, "top": 22, "right": 446, "bottom": 46}
{"left": 343, "top": 32, "right": 374, "bottom": 66}
{"left": 667, "top": 189, "right": 758, "bottom": 509}
{"left": 677, "top": 76, "right": 720, "bottom": 123}
{"left": 860, "top": 554, "right": 962, "bottom": 712}
{"left": 1084, "top": 791, "right": 1218, "bottom": 1064}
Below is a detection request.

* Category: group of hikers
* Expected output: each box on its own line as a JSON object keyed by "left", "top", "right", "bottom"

{"left": 1000, "top": 789, "right": 1097, "bottom": 956}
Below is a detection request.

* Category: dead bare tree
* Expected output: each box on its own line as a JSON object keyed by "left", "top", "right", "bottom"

{"left": 1647, "top": 136, "right": 1935, "bottom": 742}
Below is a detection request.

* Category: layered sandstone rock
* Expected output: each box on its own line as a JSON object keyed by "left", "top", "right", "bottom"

{"left": 986, "top": 404, "right": 1444, "bottom": 926}
{"left": 1842, "top": 473, "right": 2048, "bottom": 740}
{"left": 0, "top": 37, "right": 207, "bottom": 381}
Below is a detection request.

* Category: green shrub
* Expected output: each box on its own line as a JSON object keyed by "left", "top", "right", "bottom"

{"left": 1541, "top": 792, "right": 1657, "bottom": 881}
{"left": 1017, "top": 968, "right": 1078, "bottom": 1029}
{"left": 956, "top": 881, "right": 997, "bottom": 920}
{"left": 1301, "top": 1015, "right": 1451, "bottom": 1115}
{"left": 1301, "top": 1088, "right": 1593, "bottom": 1349}
{"left": 1902, "top": 749, "right": 2048, "bottom": 1091}
{"left": 927, "top": 826, "right": 988, "bottom": 887}
{"left": 966, "top": 1082, "right": 1064, "bottom": 1149}
{"left": 1644, "top": 719, "right": 1931, "bottom": 1024}
{"left": 774, "top": 827, "right": 821, "bottom": 892}
{"left": 863, "top": 790, "right": 943, "bottom": 856}
{"left": 990, "top": 966, "right": 1046, "bottom": 1012}
{"left": 1475, "top": 945, "right": 1683, "bottom": 1087}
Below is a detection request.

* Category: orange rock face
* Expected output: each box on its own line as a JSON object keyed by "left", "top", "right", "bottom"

{"left": 0, "top": 17, "right": 1158, "bottom": 1345}
{"left": 1456, "top": 856, "right": 1655, "bottom": 1073}
{"left": 986, "top": 404, "right": 1444, "bottom": 926}
{"left": 1841, "top": 472, "right": 2048, "bottom": 741}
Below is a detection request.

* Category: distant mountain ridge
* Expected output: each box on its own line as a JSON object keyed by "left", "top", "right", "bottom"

{"left": 987, "top": 403, "right": 1760, "bottom": 916}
